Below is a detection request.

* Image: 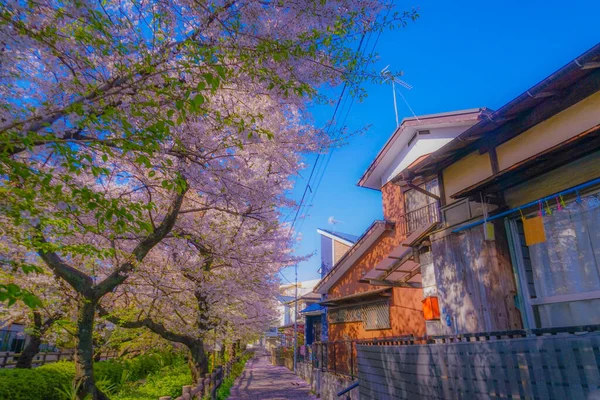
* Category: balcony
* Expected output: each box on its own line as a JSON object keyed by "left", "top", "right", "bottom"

{"left": 398, "top": 201, "right": 441, "bottom": 237}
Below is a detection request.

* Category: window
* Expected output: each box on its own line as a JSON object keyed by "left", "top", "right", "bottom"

{"left": 329, "top": 304, "right": 363, "bottom": 324}
{"left": 510, "top": 192, "right": 600, "bottom": 328}
{"left": 363, "top": 301, "right": 391, "bottom": 330}
{"left": 328, "top": 301, "right": 391, "bottom": 330}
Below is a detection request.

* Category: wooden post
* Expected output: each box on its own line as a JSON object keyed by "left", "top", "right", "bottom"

{"left": 159, "top": 397, "right": 172, "bottom": 400}
{"left": 182, "top": 385, "right": 192, "bottom": 395}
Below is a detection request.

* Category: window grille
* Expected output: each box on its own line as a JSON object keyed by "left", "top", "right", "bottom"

{"left": 329, "top": 304, "right": 363, "bottom": 324}
{"left": 364, "top": 301, "right": 391, "bottom": 330}
{"left": 328, "top": 301, "right": 390, "bottom": 330}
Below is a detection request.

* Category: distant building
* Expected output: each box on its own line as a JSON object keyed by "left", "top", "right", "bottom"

{"left": 265, "top": 279, "right": 321, "bottom": 349}
{"left": 300, "top": 229, "right": 357, "bottom": 345}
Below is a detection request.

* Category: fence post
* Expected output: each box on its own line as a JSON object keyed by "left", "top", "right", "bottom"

{"left": 333, "top": 342, "right": 336, "bottom": 373}
{"left": 350, "top": 341, "right": 354, "bottom": 379}
{"left": 159, "top": 397, "right": 172, "bottom": 400}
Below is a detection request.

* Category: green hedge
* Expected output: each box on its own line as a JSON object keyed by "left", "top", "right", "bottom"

{"left": 0, "top": 351, "right": 184, "bottom": 400}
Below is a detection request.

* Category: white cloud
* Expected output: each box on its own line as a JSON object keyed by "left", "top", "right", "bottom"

{"left": 328, "top": 216, "right": 340, "bottom": 225}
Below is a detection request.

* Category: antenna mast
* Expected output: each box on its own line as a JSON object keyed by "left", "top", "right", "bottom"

{"left": 381, "top": 66, "right": 414, "bottom": 127}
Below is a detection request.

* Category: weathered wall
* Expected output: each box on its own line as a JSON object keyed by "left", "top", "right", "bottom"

{"left": 504, "top": 149, "right": 600, "bottom": 207}
{"left": 327, "top": 182, "right": 426, "bottom": 341}
{"left": 357, "top": 332, "right": 600, "bottom": 399}
{"left": 430, "top": 220, "right": 522, "bottom": 334}
{"left": 296, "top": 361, "right": 358, "bottom": 400}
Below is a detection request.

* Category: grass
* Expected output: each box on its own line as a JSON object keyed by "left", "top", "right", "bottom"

{"left": 216, "top": 352, "right": 254, "bottom": 400}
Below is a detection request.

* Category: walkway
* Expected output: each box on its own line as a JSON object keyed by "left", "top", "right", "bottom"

{"left": 228, "top": 351, "right": 316, "bottom": 400}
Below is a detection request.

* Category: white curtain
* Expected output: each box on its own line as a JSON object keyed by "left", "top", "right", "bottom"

{"left": 528, "top": 194, "right": 600, "bottom": 327}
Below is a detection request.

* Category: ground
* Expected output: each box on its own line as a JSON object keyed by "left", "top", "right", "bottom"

{"left": 228, "top": 352, "right": 316, "bottom": 400}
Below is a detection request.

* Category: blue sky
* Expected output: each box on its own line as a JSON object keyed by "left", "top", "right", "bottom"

{"left": 280, "top": 0, "right": 600, "bottom": 283}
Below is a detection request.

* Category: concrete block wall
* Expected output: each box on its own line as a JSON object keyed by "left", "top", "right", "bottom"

{"left": 295, "top": 361, "right": 358, "bottom": 400}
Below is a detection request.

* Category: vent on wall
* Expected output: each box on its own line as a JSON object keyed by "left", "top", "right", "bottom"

{"left": 407, "top": 129, "right": 431, "bottom": 147}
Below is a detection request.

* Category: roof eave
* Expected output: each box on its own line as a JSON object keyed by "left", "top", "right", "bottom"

{"left": 357, "top": 108, "right": 490, "bottom": 190}
{"left": 411, "top": 44, "right": 600, "bottom": 178}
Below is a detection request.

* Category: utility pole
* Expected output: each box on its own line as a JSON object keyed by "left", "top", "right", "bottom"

{"left": 293, "top": 263, "right": 298, "bottom": 372}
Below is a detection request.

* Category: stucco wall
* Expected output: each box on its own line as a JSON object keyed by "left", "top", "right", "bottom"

{"left": 327, "top": 182, "right": 426, "bottom": 341}
{"left": 381, "top": 125, "right": 474, "bottom": 186}
{"left": 333, "top": 240, "right": 351, "bottom": 264}
{"left": 440, "top": 92, "right": 600, "bottom": 206}
{"left": 442, "top": 151, "right": 493, "bottom": 205}
{"left": 496, "top": 91, "right": 600, "bottom": 171}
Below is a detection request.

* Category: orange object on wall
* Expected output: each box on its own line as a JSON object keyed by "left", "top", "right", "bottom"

{"left": 422, "top": 297, "right": 440, "bottom": 320}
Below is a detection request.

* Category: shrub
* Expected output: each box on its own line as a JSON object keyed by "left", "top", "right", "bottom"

{"left": 94, "top": 359, "right": 124, "bottom": 387}
{"left": 37, "top": 361, "right": 76, "bottom": 400}
{"left": 0, "top": 368, "right": 48, "bottom": 400}
{"left": 0, "top": 350, "right": 184, "bottom": 400}
{"left": 112, "top": 360, "right": 192, "bottom": 400}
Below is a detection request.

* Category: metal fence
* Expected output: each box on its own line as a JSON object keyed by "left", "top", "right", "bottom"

{"left": 0, "top": 349, "right": 120, "bottom": 368}
{"left": 357, "top": 325, "right": 600, "bottom": 400}
{"left": 297, "top": 341, "right": 358, "bottom": 378}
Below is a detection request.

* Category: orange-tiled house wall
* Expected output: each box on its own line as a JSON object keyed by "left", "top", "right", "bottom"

{"left": 327, "top": 182, "right": 426, "bottom": 341}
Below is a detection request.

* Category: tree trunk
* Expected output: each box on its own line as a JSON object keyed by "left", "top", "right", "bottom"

{"left": 15, "top": 311, "right": 42, "bottom": 369}
{"left": 75, "top": 299, "right": 108, "bottom": 400}
{"left": 187, "top": 339, "right": 209, "bottom": 383}
{"left": 15, "top": 334, "right": 41, "bottom": 368}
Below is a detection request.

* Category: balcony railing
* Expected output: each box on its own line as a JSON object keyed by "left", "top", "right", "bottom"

{"left": 399, "top": 201, "right": 440, "bottom": 236}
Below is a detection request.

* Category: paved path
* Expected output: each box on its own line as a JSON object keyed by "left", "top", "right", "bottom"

{"left": 228, "top": 352, "right": 316, "bottom": 400}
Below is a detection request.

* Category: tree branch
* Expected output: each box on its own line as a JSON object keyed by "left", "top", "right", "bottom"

{"left": 35, "top": 231, "right": 94, "bottom": 297}
{"left": 98, "top": 306, "right": 194, "bottom": 347}
{"left": 93, "top": 183, "right": 188, "bottom": 297}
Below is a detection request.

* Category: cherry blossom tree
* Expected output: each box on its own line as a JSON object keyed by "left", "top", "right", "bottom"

{"left": 100, "top": 211, "right": 294, "bottom": 381}
{"left": 0, "top": 1, "right": 417, "bottom": 398}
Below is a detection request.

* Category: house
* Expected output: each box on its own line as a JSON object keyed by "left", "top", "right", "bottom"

{"left": 0, "top": 322, "right": 27, "bottom": 352}
{"left": 398, "top": 43, "right": 600, "bottom": 332}
{"left": 354, "top": 44, "right": 600, "bottom": 400}
{"left": 300, "top": 229, "right": 358, "bottom": 346}
{"left": 360, "top": 43, "right": 600, "bottom": 335}
{"left": 314, "top": 109, "right": 495, "bottom": 343}
{"left": 264, "top": 279, "right": 321, "bottom": 349}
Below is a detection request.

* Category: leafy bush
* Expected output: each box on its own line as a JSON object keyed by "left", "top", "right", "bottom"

{"left": 0, "top": 350, "right": 184, "bottom": 400}
{"left": 0, "top": 368, "right": 48, "bottom": 400}
{"left": 94, "top": 359, "right": 124, "bottom": 387}
{"left": 112, "top": 361, "right": 192, "bottom": 400}
{"left": 37, "top": 362, "right": 76, "bottom": 400}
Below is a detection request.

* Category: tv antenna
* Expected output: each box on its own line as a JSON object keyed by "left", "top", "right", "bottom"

{"left": 381, "top": 66, "right": 418, "bottom": 126}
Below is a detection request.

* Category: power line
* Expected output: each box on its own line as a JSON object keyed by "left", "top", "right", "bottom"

{"left": 295, "top": 25, "right": 382, "bottom": 234}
